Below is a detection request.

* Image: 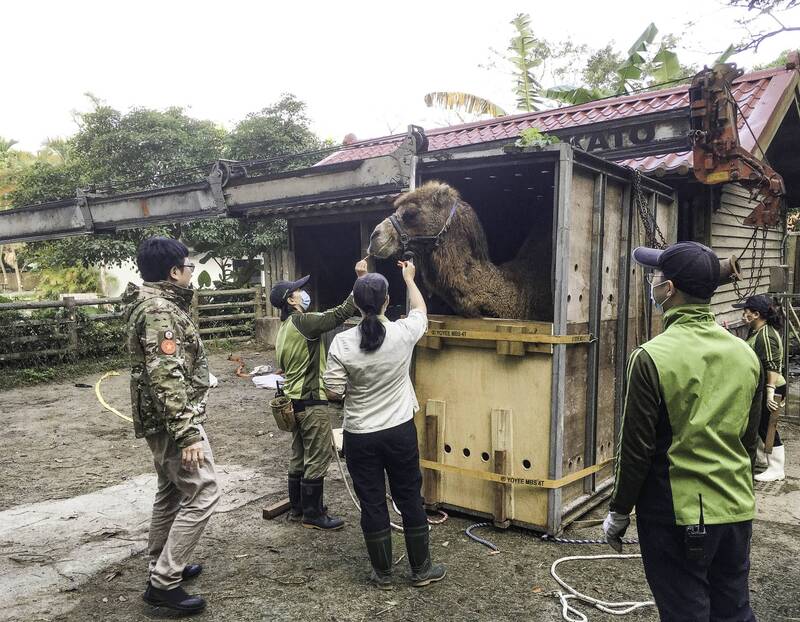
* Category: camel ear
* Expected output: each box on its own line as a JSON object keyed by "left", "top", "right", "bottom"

{"left": 432, "top": 182, "right": 456, "bottom": 209}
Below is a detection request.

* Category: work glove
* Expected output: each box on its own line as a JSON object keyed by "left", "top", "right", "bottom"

{"left": 602, "top": 511, "right": 630, "bottom": 553}
{"left": 766, "top": 386, "right": 779, "bottom": 412}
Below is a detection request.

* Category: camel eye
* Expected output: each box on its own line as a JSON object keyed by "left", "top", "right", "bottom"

{"left": 402, "top": 208, "right": 418, "bottom": 222}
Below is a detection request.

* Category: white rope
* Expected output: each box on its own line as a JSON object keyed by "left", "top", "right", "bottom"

{"left": 550, "top": 554, "right": 655, "bottom": 620}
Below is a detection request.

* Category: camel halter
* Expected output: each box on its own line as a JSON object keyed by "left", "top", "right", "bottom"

{"left": 388, "top": 201, "right": 458, "bottom": 254}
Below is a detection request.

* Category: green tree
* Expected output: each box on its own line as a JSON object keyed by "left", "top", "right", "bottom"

{"left": 226, "top": 93, "right": 323, "bottom": 168}
{"left": 425, "top": 19, "right": 717, "bottom": 114}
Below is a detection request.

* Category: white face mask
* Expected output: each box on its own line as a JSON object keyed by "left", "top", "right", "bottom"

{"left": 298, "top": 290, "right": 311, "bottom": 311}
{"left": 650, "top": 280, "right": 671, "bottom": 311}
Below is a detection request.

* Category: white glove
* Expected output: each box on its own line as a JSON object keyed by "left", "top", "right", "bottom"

{"left": 208, "top": 372, "right": 219, "bottom": 388}
{"left": 602, "top": 511, "right": 630, "bottom": 553}
{"left": 766, "top": 386, "right": 779, "bottom": 412}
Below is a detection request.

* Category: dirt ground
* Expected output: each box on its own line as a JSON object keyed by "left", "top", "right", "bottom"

{"left": 1, "top": 347, "right": 798, "bottom": 622}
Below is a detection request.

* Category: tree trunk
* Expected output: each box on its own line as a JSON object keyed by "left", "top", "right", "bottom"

{"left": 0, "top": 244, "right": 7, "bottom": 287}
{"left": 13, "top": 255, "right": 22, "bottom": 292}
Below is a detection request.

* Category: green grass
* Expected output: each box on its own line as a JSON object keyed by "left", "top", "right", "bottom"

{"left": 0, "top": 354, "right": 130, "bottom": 391}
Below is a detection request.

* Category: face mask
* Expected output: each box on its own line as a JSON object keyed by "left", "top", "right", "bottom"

{"left": 650, "top": 280, "right": 671, "bottom": 312}
{"left": 298, "top": 290, "right": 311, "bottom": 311}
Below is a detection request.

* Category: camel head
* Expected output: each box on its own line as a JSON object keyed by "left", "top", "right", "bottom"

{"left": 368, "top": 181, "right": 461, "bottom": 259}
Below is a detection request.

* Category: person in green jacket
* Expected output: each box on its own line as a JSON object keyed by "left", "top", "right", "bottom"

{"left": 269, "top": 259, "right": 366, "bottom": 530}
{"left": 603, "top": 241, "right": 763, "bottom": 622}
{"left": 733, "top": 294, "right": 787, "bottom": 482}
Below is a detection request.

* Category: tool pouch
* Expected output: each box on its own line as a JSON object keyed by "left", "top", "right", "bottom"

{"left": 270, "top": 395, "right": 296, "bottom": 432}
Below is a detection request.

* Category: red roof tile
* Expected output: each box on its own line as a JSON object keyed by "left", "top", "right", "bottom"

{"left": 319, "top": 67, "right": 798, "bottom": 175}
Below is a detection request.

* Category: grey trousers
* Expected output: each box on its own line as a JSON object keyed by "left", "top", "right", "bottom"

{"left": 288, "top": 404, "right": 335, "bottom": 480}
{"left": 145, "top": 425, "right": 221, "bottom": 589}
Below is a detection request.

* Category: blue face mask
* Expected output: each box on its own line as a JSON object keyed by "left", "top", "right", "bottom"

{"left": 298, "top": 290, "right": 311, "bottom": 311}
{"left": 650, "top": 281, "right": 671, "bottom": 312}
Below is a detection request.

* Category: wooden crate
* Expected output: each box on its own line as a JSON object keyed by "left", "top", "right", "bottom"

{"left": 412, "top": 146, "right": 678, "bottom": 534}
{"left": 413, "top": 316, "right": 558, "bottom": 529}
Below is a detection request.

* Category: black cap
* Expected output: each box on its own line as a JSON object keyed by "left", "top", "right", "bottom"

{"left": 269, "top": 275, "right": 310, "bottom": 308}
{"left": 732, "top": 294, "right": 771, "bottom": 315}
{"left": 633, "top": 241, "right": 720, "bottom": 299}
{"left": 353, "top": 273, "right": 388, "bottom": 311}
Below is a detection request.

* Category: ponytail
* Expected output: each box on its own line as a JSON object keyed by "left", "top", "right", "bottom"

{"left": 765, "top": 303, "right": 783, "bottom": 330}
{"left": 359, "top": 307, "right": 386, "bottom": 352}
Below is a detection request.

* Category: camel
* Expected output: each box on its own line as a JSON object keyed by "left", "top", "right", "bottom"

{"left": 367, "top": 181, "right": 550, "bottom": 320}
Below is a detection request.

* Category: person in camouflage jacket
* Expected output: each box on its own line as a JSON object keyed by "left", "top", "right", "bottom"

{"left": 125, "top": 280, "right": 210, "bottom": 447}
{"left": 125, "top": 237, "right": 219, "bottom": 616}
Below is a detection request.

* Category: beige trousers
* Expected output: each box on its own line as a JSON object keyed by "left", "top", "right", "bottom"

{"left": 145, "top": 425, "right": 221, "bottom": 589}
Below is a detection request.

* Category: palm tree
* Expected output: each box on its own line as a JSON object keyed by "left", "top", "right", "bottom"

{"left": 424, "top": 20, "right": 718, "bottom": 115}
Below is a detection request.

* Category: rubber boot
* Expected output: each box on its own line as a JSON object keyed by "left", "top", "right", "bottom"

{"left": 364, "top": 529, "right": 393, "bottom": 590}
{"left": 755, "top": 438, "right": 768, "bottom": 471}
{"left": 288, "top": 472, "right": 303, "bottom": 522}
{"left": 755, "top": 445, "right": 785, "bottom": 482}
{"left": 403, "top": 524, "right": 446, "bottom": 587}
{"left": 301, "top": 478, "right": 344, "bottom": 530}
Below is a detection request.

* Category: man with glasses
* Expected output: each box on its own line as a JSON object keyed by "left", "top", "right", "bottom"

{"left": 124, "top": 236, "right": 219, "bottom": 615}
{"left": 603, "top": 241, "right": 763, "bottom": 622}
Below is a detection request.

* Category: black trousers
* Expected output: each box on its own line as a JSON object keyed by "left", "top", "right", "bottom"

{"left": 637, "top": 518, "right": 755, "bottom": 622}
{"left": 343, "top": 419, "right": 428, "bottom": 534}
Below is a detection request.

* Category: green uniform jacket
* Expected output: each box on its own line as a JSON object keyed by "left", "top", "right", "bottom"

{"left": 746, "top": 323, "right": 784, "bottom": 385}
{"left": 610, "top": 305, "right": 763, "bottom": 525}
{"left": 124, "top": 281, "right": 210, "bottom": 448}
{"left": 276, "top": 295, "right": 356, "bottom": 401}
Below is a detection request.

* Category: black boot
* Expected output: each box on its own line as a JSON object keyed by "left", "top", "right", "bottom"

{"left": 181, "top": 564, "right": 203, "bottom": 580}
{"left": 403, "top": 524, "right": 446, "bottom": 587}
{"left": 364, "top": 529, "right": 393, "bottom": 590}
{"left": 288, "top": 472, "right": 303, "bottom": 522}
{"left": 143, "top": 583, "right": 206, "bottom": 615}
{"left": 301, "top": 477, "right": 344, "bottom": 530}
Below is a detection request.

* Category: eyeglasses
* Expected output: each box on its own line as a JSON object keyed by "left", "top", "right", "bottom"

{"left": 181, "top": 263, "right": 196, "bottom": 272}
{"left": 645, "top": 272, "right": 665, "bottom": 285}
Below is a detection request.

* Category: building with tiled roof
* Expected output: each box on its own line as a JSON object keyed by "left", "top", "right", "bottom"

{"left": 320, "top": 62, "right": 799, "bottom": 189}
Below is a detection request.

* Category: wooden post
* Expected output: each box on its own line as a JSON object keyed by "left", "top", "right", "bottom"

{"left": 360, "top": 219, "right": 377, "bottom": 272}
{"left": 254, "top": 285, "right": 263, "bottom": 321}
{"left": 492, "top": 408, "right": 513, "bottom": 528}
{"left": 191, "top": 292, "right": 200, "bottom": 328}
{"left": 423, "top": 399, "right": 445, "bottom": 508}
{"left": 764, "top": 406, "right": 782, "bottom": 453}
{"left": 63, "top": 296, "right": 78, "bottom": 354}
{"left": 422, "top": 319, "right": 444, "bottom": 350}
{"left": 496, "top": 324, "right": 525, "bottom": 356}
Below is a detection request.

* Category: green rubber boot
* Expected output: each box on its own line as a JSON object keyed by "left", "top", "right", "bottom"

{"left": 403, "top": 524, "right": 446, "bottom": 587}
{"left": 364, "top": 528, "right": 393, "bottom": 590}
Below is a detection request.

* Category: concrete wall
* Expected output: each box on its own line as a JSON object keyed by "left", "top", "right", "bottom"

{"left": 100, "top": 253, "right": 226, "bottom": 297}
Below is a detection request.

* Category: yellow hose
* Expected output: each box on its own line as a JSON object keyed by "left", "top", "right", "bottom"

{"left": 95, "top": 371, "right": 133, "bottom": 423}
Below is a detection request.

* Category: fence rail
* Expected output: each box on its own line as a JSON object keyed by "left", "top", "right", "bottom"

{"left": 0, "top": 295, "right": 121, "bottom": 363}
{"left": 0, "top": 287, "right": 266, "bottom": 363}
{"left": 193, "top": 286, "right": 265, "bottom": 344}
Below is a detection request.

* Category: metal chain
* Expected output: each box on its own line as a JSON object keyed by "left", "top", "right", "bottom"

{"left": 633, "top": 169, "right": 667, "bottom": 249}
{"left": 733, "top": 225, "right": 768, "bottom": 301}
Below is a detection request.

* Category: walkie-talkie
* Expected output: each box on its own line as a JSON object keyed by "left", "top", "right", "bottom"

{"left": 685, "top": 493, "right": 707, "bottom": 562}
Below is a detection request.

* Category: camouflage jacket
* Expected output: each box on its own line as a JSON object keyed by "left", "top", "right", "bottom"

{"left": 123, "top": 281, "right": 209, "bottom": 448}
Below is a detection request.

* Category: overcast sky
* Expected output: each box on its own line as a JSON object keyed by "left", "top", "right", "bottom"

{"left": 3, "top": 0, "right": 797, "bottom": 152}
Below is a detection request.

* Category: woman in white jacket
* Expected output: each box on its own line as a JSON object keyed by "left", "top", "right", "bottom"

{"left": 323, "top": 261, "right": 446, "bottom": 590}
